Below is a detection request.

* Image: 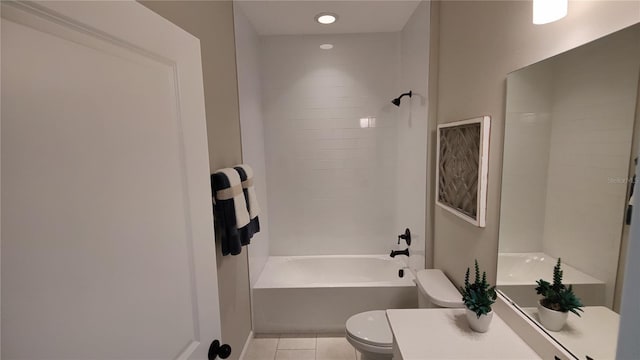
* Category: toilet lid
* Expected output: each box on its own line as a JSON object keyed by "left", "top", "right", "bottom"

{"left": 416, "top": 269, "right": 464, "bottom": 308}
{"left": 345, "top": 310, "right": 392, "bottom": 347}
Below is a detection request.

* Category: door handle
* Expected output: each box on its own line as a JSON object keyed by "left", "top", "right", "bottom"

{"left": 208, "top": 340, "right": 231, "bottom": 359}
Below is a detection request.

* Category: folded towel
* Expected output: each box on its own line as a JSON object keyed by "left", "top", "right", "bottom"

{"left": 211, "top": 168, "right": 250, "bottom": 256}
{"left": 234, "top": 164, "right": 261, "bottom": 241}
{"left": 234, "top": 164, "right": 261, "bottom": 217}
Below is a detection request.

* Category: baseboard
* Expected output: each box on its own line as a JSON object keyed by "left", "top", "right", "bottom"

{"left": 238, "top": 330, "right": 253, "bottom": 360}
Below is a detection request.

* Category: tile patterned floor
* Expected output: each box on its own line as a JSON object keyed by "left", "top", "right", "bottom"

{"left": 243, "top": 333, "right": 362, "bottom": 360}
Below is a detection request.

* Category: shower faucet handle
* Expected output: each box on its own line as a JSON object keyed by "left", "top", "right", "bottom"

{"left": 397, "top": 228, "right": 411, "bottom": 246}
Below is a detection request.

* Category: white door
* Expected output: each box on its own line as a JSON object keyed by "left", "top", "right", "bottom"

{"left": 1, "top": 1, "right": 222, "bottom": 359}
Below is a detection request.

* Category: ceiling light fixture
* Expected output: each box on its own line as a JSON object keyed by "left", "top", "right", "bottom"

{"left": 320, "top": 43, "right": 334, "bottom": 50}
{"left": 315, "top": 12, "right": 338, "bottom": 25}
{"left": 533, "top": 0, "right": 567, "bottom": 25}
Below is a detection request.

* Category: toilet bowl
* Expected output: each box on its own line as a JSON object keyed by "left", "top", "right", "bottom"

{"left": 345, "top": 269, "right": 463, "bottom": 360}
{"left": 345, "top": 310, "right": 393, "bottom": 360}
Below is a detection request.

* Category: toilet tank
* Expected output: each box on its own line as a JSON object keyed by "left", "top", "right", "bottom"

{"left": 415, "top": 269, "right": 464, "bottom": 308}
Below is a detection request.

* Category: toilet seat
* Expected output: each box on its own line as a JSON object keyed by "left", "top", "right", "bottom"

{"left": 345, "top": 310, "right": 392, "bottom": 347}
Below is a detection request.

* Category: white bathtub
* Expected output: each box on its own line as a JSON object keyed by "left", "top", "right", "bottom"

{"left": 497, "top": 253, "right": 605, "bottom": 307}
{"left": 253, "top": 255, "right": 417, "bottom": 333}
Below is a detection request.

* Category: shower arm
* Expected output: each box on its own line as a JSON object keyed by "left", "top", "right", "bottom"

{"left": 398, "top": 91, "right": 412, "bottom": 99}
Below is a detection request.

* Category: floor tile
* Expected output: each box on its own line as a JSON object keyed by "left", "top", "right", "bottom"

{"left": 243, "top": 337, "right": 278, "bottom": 360}
{"left": 277, "top": 334, "right": 316, "bottom": 350}
{"left": 275, "top": 349, "right": 315, "bottom": 360}
{"left": 316, "top": 332, "right": 346, "bottom": 338}
{"left": 316, "top": 337, "right": 356, "bottom": 360}
{"left": 279, "top": 332, "right": 317, "bottom": 338}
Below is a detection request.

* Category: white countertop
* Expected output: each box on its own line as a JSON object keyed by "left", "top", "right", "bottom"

{"left": 386, "top": 309, "right": 540, "bottom": 360}
{"left": 523, "top": 306, "right": 619, "bottom": 360}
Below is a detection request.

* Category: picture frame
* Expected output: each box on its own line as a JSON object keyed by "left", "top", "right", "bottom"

{"left": 435, "top": 116, "right": 491, "bottom": 227}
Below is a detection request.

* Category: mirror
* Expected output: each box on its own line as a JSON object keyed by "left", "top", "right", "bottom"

{"left": 498, "top": 23, "right": 640, "bottom": 359}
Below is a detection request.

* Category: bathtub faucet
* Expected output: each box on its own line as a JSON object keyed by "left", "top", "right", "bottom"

{"left": 390, "top": 248, "right": 409, "bottom": 258}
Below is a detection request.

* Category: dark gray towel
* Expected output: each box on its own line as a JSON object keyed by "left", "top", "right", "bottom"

{"left": 211, "top": 172, "right": 243, "bottom": 256}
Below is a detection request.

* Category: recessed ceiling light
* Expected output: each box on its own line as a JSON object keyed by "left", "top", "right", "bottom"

{"left": 533, "top": 0, "right": 567, "bottom": 24}
{"left": 315, "top": 12, "right": 337, "bottom": 25}
{"left": 320, "top": 43, "right": 334, "bottom": 50}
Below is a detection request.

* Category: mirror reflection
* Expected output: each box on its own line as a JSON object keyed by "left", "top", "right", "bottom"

{"left": 498, "top": 23, "right": 640, "bottom": 360}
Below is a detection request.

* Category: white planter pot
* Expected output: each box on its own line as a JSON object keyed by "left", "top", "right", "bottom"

{"left": 465, "top": 308, "right": 493, "bottom": 333}
{"left": 537, "top": 300, "right": 568, "bottom": 332}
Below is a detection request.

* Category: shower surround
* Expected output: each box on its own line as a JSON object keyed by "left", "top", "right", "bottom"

{"left": 261, "top": 33, "right": 401, "bottom": 256}
{"left": 233, "top": 2, "right": 431, "bottom": 334}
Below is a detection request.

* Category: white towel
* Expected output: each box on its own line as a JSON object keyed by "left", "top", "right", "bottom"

{"left": 235, "top": 164, "right": 261, "bottom": 219}
{"left": 214, "top": 168, "right": 250, "bottom": 229}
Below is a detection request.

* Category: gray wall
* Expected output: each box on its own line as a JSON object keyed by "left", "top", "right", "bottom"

{"left": 430, "top": 0, "right": 640, "bottom": 286}
{"left": 139, "top": 2, "right": 250, "bottom": 359}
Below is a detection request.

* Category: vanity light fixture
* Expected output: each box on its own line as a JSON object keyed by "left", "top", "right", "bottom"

{"left": 320, "top": 43, "right": 334, "bottom": 50}
{"left": 533, "top": 0, "right": 567, "bottom": 25}
{"left": 315, "top": 12, "right": 338, "bottom": 25}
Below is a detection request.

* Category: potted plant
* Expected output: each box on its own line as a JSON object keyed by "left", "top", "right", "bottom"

{"left": 535, "top": 258, "right": 584, "bottom": 331}
{"left": 460, "top": 260, "right": 497, "bottom": 333}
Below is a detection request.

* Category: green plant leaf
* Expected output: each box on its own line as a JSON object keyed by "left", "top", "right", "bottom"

{"left": 461, "top": 260, "right": 496, "bottom": 318}
{"left": 536, "top": 259, "right": 583, "bottom": 315}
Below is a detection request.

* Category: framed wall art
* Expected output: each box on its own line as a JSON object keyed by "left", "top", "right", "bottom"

{"left": 436, "top": 116, "right": 491, "bottom": 227}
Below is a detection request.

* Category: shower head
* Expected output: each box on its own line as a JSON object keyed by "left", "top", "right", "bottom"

{"left": 391, "top": 91, "right": 412, "bottom": 107}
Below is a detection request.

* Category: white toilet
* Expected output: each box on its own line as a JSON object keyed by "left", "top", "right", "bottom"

{"left": 345, "top": 269, "right": 464, "bottom": 360}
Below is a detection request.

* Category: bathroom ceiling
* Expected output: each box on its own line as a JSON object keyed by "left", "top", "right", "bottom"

{"left": 235, "top": 1, "right": 421, "bottom": 35}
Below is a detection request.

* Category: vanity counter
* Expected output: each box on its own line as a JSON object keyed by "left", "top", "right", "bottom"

{"left": 386, "top": 309, "right": 540, "bottom": 360}
{"left": 523, "top": 306, "right": 619, "bottom": 360}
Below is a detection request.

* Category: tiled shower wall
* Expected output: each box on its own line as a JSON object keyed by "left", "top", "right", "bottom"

{"left": 261, "top": 33, "right": 401, "bottom": 255}
{"left": 234, "top": 6, "right": 271, "bottom": 287}
{"left": 397, "top": 1, "right": 430, "bottom": 269}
